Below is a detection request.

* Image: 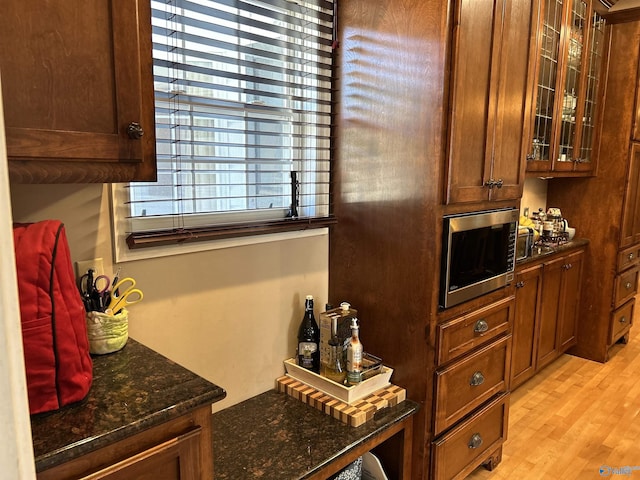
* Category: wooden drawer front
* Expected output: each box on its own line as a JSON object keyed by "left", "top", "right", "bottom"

{"left": 436, "top": 296, "right": 514, "bottom": 366}
{"left": 432, "top": 393, "right": 509, "bottom": 480}
{"left": 613, "top": 268, "right": 638, "bottom": 308}
{"left": 611, "top": 299, "right": 634, "bottom": 344}
{"left": 617, "top": 244, "right": 640, "bottom": 272}
{"left": 434, "top": 335, "right": 511, "bottom": 435}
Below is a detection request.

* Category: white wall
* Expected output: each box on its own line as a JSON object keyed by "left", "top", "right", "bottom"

{"left": 521, "top": 177, "right": 549, "bottom": 217}
{"left": 10, "top": 183, "right": 329, "bottom": 411}
{"left": 0, "top": 78, "right": 36, "bottom": 479}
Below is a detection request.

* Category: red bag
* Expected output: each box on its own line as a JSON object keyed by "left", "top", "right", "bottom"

{"left": 13, "top": 220, "right": 92, "bottom": 415}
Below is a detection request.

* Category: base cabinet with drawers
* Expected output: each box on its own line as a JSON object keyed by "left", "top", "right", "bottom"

{"left": 511, "top": 246, "right": 585, "bottom": 390}
{"left": 432, "top": 393, "right": 509, "bottom": 480}
{"left": 432, "top": 295, "right": 514, "bottom": 479}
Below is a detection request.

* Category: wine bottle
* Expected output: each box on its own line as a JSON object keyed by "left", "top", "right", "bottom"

{"left": 297, "top": 295, "right": 320, "bottom": 373}
{"left": 346, "top": 317, "right": 363, "bottom": 385}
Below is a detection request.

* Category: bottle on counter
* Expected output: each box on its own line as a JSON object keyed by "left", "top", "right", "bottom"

{"left": 297, "top": 295, "right": 320, "bottom": 373}
{"left": 346, "top": 317, "right": 363, "bottom": 386}
{"left": 323, "top": 316, "right": 347, "bottom": 384}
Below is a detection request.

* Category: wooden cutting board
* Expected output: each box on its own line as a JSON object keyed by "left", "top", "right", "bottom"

{"left": 276, "top": 375, "right": 406, "bottom": 427}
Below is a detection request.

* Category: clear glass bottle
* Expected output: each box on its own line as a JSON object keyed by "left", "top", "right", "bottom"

{"left": 346, "top": 317, "right": 363, "bottom": 386}
{"left": 297, "top": 295, "right": 320, "bottom": 373}
{"left": 323, "top": 316, "right": 347, "bottom": 384}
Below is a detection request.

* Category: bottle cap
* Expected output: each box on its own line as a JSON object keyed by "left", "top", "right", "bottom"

{"left": 306, "top": 295, "right": 313, "bottom": 301}
{"left": 351, "top": 317, "right": 359, "bottom": 330}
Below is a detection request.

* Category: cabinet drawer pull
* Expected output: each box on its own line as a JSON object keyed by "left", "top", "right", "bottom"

{"left": 470, "top": 371, "right": 485, "bottom": 386}
{"left": 474, "top": 319, "right": 489, "bottom": 334}
{"left": 127, "top": 122, "right": 145, "bottom": 140}
{"left": 629, "top": 253, "right": 635, "bottom": 261}
{"left": 625, "top": 282, "right": 633, "bottom": 290}
{"left": 468, "top": 433, "right": 483, "bottom": 449}
{"left": 620, "top": 316, "right": 627, "bottom": 324}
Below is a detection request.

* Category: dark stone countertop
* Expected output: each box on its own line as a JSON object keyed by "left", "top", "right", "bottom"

{"left": 212, "top": 389, "right": 419, "bottom": 480}
{"left": 31, "top": 338, "right": 226, "bottom": 473}
{"left": 516, "top": 237, "right": 589, "bottom": 268}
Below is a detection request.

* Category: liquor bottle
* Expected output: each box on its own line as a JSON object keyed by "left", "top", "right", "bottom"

{"left": 346, "top": 317, "right": 363, "bottom": 386}
{"left": 297, "top": 295, "right": 320, "bottom": 373}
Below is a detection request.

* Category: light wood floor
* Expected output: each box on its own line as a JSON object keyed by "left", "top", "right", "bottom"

{"left": 467, "top": 333, "right": 640, "bottom": 479}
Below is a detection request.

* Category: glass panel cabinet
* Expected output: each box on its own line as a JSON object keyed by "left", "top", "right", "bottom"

{"left": 526, "top": 0, "right": 607, "bottom": 175}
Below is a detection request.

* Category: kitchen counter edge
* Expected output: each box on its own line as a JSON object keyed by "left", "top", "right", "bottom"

{"left": 30, "top": 338, "right": 226, "bottom": 472}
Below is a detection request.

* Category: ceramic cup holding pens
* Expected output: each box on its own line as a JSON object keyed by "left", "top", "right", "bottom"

{"left": 79, "top": 271, "right": 143, "bottom": 355}
{"left": 86, "top": 309, "right": 130, "bottom": 355}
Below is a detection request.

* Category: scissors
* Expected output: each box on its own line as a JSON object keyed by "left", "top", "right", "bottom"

{"left": 106, "top": 277, "right": 143, "bottom": 315}
{"left": 79, "top": 270, "right": 111, "bottom": 312}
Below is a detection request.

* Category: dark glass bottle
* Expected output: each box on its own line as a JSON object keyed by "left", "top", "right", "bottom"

{"left": 297, "top": 295, "right": 320, "bottom": 373}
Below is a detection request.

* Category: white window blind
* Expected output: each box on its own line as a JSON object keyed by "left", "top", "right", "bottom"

{"left": 125, "top": 0, "right": 335, "bottom": 248}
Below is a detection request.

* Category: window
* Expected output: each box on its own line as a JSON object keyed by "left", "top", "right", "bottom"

{"left": 115, "top": 0, "right": 336, "bottom": 251}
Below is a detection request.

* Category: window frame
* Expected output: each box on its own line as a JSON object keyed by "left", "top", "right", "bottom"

{"left": 111, "top": 0, "right": 336, "bottom": 258}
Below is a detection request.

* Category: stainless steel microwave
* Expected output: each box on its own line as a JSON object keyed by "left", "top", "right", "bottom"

{"left": 439, "top": 208, "right": 518, "bottom": 309}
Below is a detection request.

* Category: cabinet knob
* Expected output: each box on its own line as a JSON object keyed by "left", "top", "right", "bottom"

{"left": 620, "top": 316, "right": 627, "bottom": 324}
{"left": 516, "top": 281, "right": 525, "bottom": 288}
{"left": 468, "top": 433, "right": 483, "bottom": 449}
{"left": 629, "top": 253, "right": 635, "bottom": 261}
{"left": 494, "top": 179, "right": 503, "bottom": 189}
{"left": 474, "top": 319, "right": 489, "bottom": 334}
{"left": 127, "top": 122, "right": 145, "bottom": 140}
{"left": 470, "top": 371, "right": 485, "bottom": 386}
{"left": 626, "top": 282, "right": 633, "bottom": 290}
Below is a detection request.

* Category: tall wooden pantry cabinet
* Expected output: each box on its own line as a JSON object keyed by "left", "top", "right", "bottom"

{"left": 547, "top": 19, "right": 640, "bottom": 362}
{"left": 330, "top": 0, "right": 537, "bottom": 478}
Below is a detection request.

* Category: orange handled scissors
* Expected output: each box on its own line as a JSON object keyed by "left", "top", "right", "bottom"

{"left": 106, "top": 277, "right": 143, "bottom": 314}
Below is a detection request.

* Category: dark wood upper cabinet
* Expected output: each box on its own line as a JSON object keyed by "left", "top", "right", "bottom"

{"left": 526, "top": 0, "right": 608, "bottom": 176}
{"left": 1, "top": 0, "right": 156, "bottom": 183}
{"left": 445, "top": 0, "right": 538, "bottom": 204}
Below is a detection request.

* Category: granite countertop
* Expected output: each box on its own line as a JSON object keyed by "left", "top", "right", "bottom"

{"left": 516, "top": 237, "right": 589, "bottom": 267}
{"left": 31, "top": 338, "right": 226, "bottom": 473}
{"left": 212, "top": 389, "right": 419, "bottom": 480}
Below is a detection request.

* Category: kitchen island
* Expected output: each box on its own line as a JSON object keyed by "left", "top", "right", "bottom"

{"left": 31, "top": 338, "right": 226, "bottom": 480}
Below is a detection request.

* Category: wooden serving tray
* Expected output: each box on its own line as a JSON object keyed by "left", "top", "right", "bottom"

{"left": 276, "top": 376, "right": 406, "bottom": 427}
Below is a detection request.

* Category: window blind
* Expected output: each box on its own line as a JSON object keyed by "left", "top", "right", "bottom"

{"left": 125, "top": 0, "right": 335, "bottom": 248}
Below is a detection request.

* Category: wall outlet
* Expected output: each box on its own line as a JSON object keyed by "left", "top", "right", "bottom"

{"left": 76, "top": 258, "right": 105, "bottom": 279}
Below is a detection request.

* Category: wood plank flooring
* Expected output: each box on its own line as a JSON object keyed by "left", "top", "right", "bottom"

{"left": 467, "top": 333, "right": 640, "bottom": 479}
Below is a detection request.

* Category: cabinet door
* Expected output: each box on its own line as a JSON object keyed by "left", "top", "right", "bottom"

{"left": 556, "top": 249, "right": 584, "bottom": 351}
{"left": 620, "top": 143, "right": 640, "bottom": 248}
{"left": 526, "top": 0, "right": 564, "bottom": 172}
{"left": 445, "top": 0, "right": 535, "bottom": 204}
{"left": 574, "top": 8, "right": 607, "bottom": 172}
{"left": 1, "top": 0, "right": 156, "bottom": 183}
{"left": 79, "top": 427, "right": 202, "bottom": 480}
{"left": 526, "top": 0, "right": 607, "bottom": 175}
{"left": 537, "top": 255, "right": 563, "bottom": 369}
{"left": 487, "top": 0, "right": 538, "bottom": 202}
{"left": 511, "top": 264, "right": 542, "bottom": 389}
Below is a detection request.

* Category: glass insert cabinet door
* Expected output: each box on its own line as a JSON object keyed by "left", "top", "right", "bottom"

{"left": 527, "top": 0, "right": 607, "bottom": 174}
